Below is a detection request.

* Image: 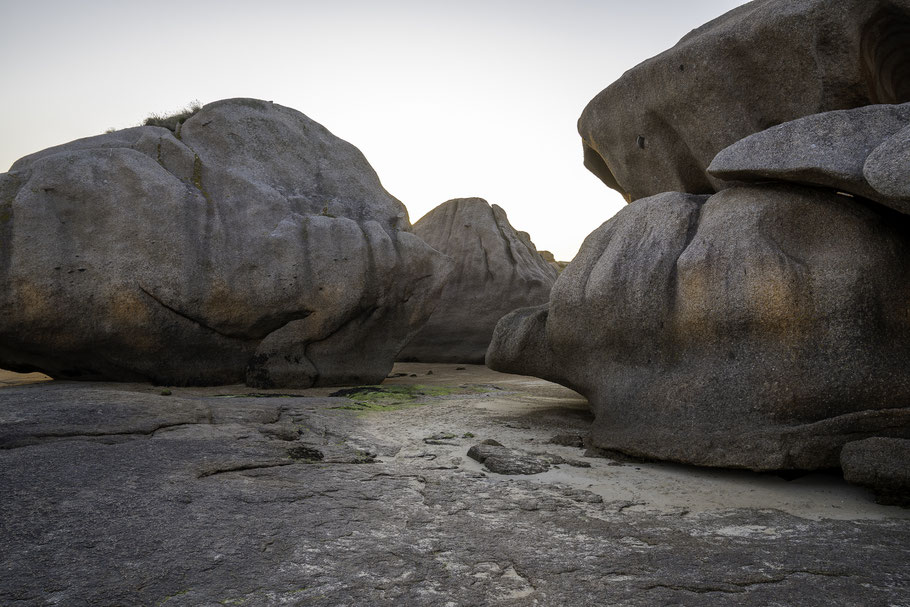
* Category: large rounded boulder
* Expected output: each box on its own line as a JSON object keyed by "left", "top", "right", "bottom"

{"left": 0, "top": 98, "right": 452, "bottom": 387}
{"left": 398, "top": 198, "right": 557, "bottom": 363}
{"left": 487, "top": 185, "right": 910, "bottom": 470}
{"left": 578, "top": 0, "right": 910, "bottom": 202}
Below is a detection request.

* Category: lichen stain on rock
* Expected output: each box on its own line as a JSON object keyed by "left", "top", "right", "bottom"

{"left": 106, "top": 290, "right": 156, "bottom": 350}
{"left": 191, "top": 154, "right": 211, "bottom": 204}
{"left": 13, "top": 282, "right": 56, "bottom": 328}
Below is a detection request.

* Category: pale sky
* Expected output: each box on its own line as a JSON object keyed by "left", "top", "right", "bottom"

{"left": 1, "top": 0, "right": 749, "bottom": 260}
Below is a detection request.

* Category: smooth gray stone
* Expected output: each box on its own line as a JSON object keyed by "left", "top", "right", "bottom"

{"left": 578, "top": 0, "right": 910, "bottom": 202}
{"left": 467, "top": 442, "right": 557, "bottom": 475}
{"left": 398, "top": 198, "right": 556, "bottom": 364}
{"left": 0, "top": 99, "right": 452, "bottom": 387}
{"left": 488, "top": 185, "right": 910, "bottom": 470}
{"left": 865, "top": 124, "right": 910, "bottom": 202}
{"left": 708, "top": 103, "right": 910, "bottom": 213}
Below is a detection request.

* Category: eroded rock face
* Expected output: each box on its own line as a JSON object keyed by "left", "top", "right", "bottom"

{"left": 0, "top": 98, "right": 452, "bottom": 387}
{"left": 578, "top": 0, "right": 910, "bottom": 202}
{"left": 488, "top": 185, "right": 910, "bottom": 470}
{"left": 397, "top": 198, "right": 556, "bottom": 363}
{"left": 708, "top": 102, "right": 910, "bottom": 214}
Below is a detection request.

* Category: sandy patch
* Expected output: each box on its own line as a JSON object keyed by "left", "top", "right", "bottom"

{"left": 362, "top": 363, "right": 910, "bottom": 522}
{"left": 0, "top": 369, "right": 52, "bottom": 387}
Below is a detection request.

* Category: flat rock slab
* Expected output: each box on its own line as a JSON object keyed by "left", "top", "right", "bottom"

{"left": 2, "top": 368, "right": 908, "bottom": 606}
{"left": 0, "top": 385, "right": 212, "bottom": 448}
{"left": 708, "top": 102, "right": 910, "bottom": 213}
{"left": 467, "top": 440, "right": 590, "bottom": 475}
{"left": 468, "top": 441, "right": 551, "bottom": 475}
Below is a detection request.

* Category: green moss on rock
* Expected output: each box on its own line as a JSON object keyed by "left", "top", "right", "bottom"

{"left": 328, "top": 384, "right": 488, "bottom": 413}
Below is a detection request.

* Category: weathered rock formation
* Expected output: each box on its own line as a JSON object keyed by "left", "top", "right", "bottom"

{"left": 488, "top": 185, "right": 910, "bottom": 470}
{"left": 708, "top": 103, "right": 910, "bottom": 214}
{"left": 490, "top": 0, "right": 910, "bottom": 478}
{"left": 0, "top": 98, "right": 452, "bottom": 387}
{"left": 578, "top": 0, "right": 910, "bottom": 201}
{"left": 397, "top": 198, "right": 556, "bottom": 363}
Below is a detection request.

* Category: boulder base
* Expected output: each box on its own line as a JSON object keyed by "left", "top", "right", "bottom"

{"left": 488, "top": 185, "right": 910, "bottom": 470}
{"left": 841, "top": 438, "right": 910, "bottom": 506}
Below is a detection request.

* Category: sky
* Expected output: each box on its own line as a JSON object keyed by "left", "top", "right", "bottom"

{"left": 0, "top": 0, "right": 749, "bottom": 260}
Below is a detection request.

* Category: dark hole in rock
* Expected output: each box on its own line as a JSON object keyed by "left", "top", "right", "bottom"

{"left": 862, "top": 7, "right": 910, "bottom": 104}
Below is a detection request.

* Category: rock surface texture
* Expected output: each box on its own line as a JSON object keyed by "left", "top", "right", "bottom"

{"left": 708, "top": 102, "right": 910, "bottom": 214}
{"left": 397, "top": 198, "right": 556, "bottom": 363}
{"left": 578, "top": 0, "right": 910, "bottom": 201}
{"left": 0, "top": 98, "right": 451, "bottom": 387}
{"left": 466, "top": 439, "right": 590, "bottom": 475}
{"left": 2, "top": 370, "right": 908, "bottom": 606}
{"left": 488, "top": 185, "right": 910, "bottom": 470}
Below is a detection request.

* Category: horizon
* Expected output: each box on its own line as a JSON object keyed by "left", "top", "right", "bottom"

{"left": 0, "top": 0, "right": 750, "bottom": 260}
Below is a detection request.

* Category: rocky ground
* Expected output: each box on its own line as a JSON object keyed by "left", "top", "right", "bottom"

{"left": 1, "top": 365, "right": 908, "bottom": 606}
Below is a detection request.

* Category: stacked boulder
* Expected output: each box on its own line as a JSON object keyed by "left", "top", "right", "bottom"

{"left": 0, "top": 98, "right": 452, "bottom": 387}
{"left": 578, "top": 0, "right": 910, "bottom": 201}
{"left": 487, "top": 0, "right": 910, "bottom": 498}
{"left": 708, "top": 103, "right": 910, "bottom": 214}
{"left": 398, "top": 198, "right": 557, "bottom": 363}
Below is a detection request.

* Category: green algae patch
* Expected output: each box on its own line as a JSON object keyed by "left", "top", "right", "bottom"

{"left": 328, "top": 384, "right": 488, "bottom": 414}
